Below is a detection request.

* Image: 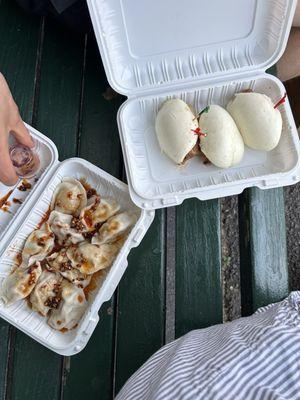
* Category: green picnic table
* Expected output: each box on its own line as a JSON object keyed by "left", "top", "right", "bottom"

{"left": 0, "top": 2, "right": 289, "bottom": 399}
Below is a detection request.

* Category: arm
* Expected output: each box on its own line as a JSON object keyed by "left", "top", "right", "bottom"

{"left": 0, "top": 73, "right": 33, "bottom": 186}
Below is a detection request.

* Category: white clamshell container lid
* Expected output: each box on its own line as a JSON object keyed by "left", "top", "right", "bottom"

{"left": 87, "top": 0, "right": 300, "bottom": 210}
{"left": 87, "top": 0, "right": 297, "bottom": 96}
{"left": 0, "top": 124, "right": 58, "bottom": 254}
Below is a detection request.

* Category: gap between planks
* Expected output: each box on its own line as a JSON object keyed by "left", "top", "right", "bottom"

{"left": 32, "top": 17, "right": 45, "bottom": 126}
{"left": 165, "top": 207, "right": 176, "bottom": 343}
{"left": 221, "top": 196, "right": 241, "bottom": 322}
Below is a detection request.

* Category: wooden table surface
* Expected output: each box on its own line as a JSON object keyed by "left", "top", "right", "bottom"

{"left": 0, "top": 2, "right": 289, "bottom": 399}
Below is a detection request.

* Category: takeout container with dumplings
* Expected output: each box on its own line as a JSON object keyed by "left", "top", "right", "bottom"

{"left": 0, "top": 125, "right": 154, "bottom": 355}
{"left": 87, "top": 0, "right": 300, "bottom": 209}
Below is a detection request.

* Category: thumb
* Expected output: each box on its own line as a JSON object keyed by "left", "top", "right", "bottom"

{"left": 0, "top": 133, "right": 18, "bottom": 186}
{"left": 11, "top": 119, "right": 34, "bottom": 148}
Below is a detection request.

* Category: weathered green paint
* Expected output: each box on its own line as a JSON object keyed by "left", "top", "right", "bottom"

{"left": 10, "top": 339, "right": 62, "bottom": 400}
{"left": 9, "top": 17, "right": 85, "bottom": 400}
{"left": 62, "top": 38, "right": 123, "bottom": 400}
{"left": 0, "top": 0, "right": 40, "bottom": 122}
{"left": 0, "top": 1, "right": 41, "bottom": 399}
{"left": 62, "top": 300, "right": 116, "bottom": 400}
{"left": 35, "top": 21, "right": 85, "bottom": 159}
{"left": 114, "top": 210, "right": 165, "bottom": 394}
{"left": 77, "top": 39, "right": 124, "bottom": 173}
{"left": 239, "top": 188, "right": 288, "bottom": 315}
{"left": 0, "top": 323, "right": 10, "bottom": 400}
{"left": 175, "top": 199, "right": 223, "bottom": 338}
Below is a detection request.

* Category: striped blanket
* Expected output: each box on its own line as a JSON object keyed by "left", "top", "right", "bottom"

{"left": 117, "top": 292, "right": 300, "bottom": 400}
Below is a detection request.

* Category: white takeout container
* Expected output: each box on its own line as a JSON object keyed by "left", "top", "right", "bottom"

{"left": 88, "top": 0, "right": 300, "bottom": 209}
{"left": 1, "top": 0, "right": 299, "bottom": 356}
{"left": 0, "top": 125, "right": 154, "bottom": 355}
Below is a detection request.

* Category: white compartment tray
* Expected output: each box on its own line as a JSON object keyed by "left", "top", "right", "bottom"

{"left": 0, "top": 126, "right": 154, "bottom": 356}
{"left": 88, "top": 0, "right": 300, "bottom": 210}
{"left": 118, "top": 74, "right": 300, "bottom": 208}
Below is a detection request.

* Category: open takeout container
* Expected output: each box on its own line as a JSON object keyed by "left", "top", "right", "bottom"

{"left": 0, "top": 0, "right": 299, "bottom": 356}
{"left": 88, "top": 0, "right": 300, "bottom": 209}
{"left": 0, "top": 125, "right": 154, "bottom": 355}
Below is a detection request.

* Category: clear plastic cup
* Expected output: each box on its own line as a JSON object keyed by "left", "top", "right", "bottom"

{"left": 9, "top": 140, "right": 40, "bottom": 179}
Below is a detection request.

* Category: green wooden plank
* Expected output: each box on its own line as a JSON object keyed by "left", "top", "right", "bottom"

{"left": 10, "top": 18, "right": 85, "bottom": 400}
{"left": 0, "top": 1, "right": 41, "bottom": 398}
{"left": 10, "top": 341, "right": 62, "bottom": 400}
{"left": 77, "top": 42, "right": 124, "bottom": 173}
{"left": 114, "top": 210, "right": 165, "bottom": 394}
{"left": 175, "top": 199, "right": 223, "bottom": 338}
{"left": 62, "top": 38, "right": 123, "bottom": 400}
{"left": 0, "top": 324, "right": 10, "bottom": 400}
{"left": 0, "top": 0, "right": 40, "bottom": 123}
{"left": 34, "top": 22, "right": 84, "bottom": 159}
{"left": 239, "top": 188, "right": 288, "bottom": 315}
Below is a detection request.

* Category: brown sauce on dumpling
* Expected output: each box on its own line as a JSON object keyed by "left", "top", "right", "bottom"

{"left": 37, "top": 206, "right": 51, "bottom": 229}
{"left": 84, "top": 270, "right": 106, "bottom": 299}
{"left": 79, "top": 179, "right": 99, "bottom": 199}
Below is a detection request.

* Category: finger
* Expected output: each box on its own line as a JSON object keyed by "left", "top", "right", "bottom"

{"left": 11, "top": 119, "right": 34, "bottom": 148}
{"left": 0, "top": 131, "right": 18, "bottom": 186}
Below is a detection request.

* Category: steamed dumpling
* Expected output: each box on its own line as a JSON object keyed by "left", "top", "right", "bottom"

{"left": 22, "top": 223, "right": 55, "bottom": 265}
{"left": 226, "top": 92, "right": 283, "bottom": 151}
{"left": 51, "top": 177, "right": 87, "bottom": 216}
{"left": 66, "top": 242, "right": 120, "bottom": 274}
{"left": 199, "top": 105, "right": 244, "bottom": 168}
{"left": 30, "top": 270, "right": 62, "bottom": 316}
{"left": 155, "top": 99, "right": 199, "bottom": 164}
{"left": 0, "top": 262, "right": 42, "bottom": 305}
{"left": 79, "top": 196, "right": 120, "bottom": 232}
{"left": 48, "top": 210, "right": 85, "bottom": 245}
{"left": 48, "top": 281, "right": 87, "bottom": 331}
{"left": 46, "top": 250, "right": 91, "bottom": 288}
{"left": 92, "top": 211, "right": 137, "bottom": 245}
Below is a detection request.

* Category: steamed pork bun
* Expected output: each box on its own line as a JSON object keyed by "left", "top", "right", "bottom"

{"left": 227, "top": 92, "right": 283, "bottom": 151}
{"left": 199, "top": 105, "right": 244, "bottom": 168}
{"left": 155, "top": 99, "right": 199, "bottom": 164}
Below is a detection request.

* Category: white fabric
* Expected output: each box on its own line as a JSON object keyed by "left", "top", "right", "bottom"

{"left": 117, "top": 292, "right": 300, "bottom": 400}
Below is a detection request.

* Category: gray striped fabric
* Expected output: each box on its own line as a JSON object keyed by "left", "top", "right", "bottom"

{"left": 117, "top": 292, "right": 300, "bottom": 400}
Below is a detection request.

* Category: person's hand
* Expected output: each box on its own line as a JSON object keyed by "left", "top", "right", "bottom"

{"left": 0, "top": 73, "right": 34, "bottom": 186}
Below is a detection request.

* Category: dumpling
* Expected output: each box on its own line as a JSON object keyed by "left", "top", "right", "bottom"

{"left": 226, "top": 92, "right": 283, "bottom": 151}
{"left": 155, "top": 99, "right": 199, "bottom": 164}
{"left": 0, "top": 262, "right": 42, "bottom": 305}
{"left": 22, "top": 223, "right": 55, "bottom": 265}
{"left": 51, "top": 177, "right": 87, "bottom": 216}
{"left": 66, "top": 242, "right": 120, "bottom": 274}
{"left": 30, "top": 270, "right": 62, "bottom": 316}
{"left": 47, "top": 251, "right": 91, "bottom": 288}
{"left": 48, "top": 210, "right": 85, "bottom": 245}
{"left": 92, "top": 211, "right": 137, "bottom": 245}
{"left": 59, "top": 267, "right": 91, "bottom": 289}
{"left": 199, "top": 105, "right": 244, "bottom": 168}
{"left": 48, "top": 281, "right": 87, "bottom": 331}
{"left": 79, "top": 196, "right": 120, "bottom": 232}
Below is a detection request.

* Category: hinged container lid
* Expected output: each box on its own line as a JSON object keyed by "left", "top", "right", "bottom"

{"left": 0, "top": 125, "right": 58, "bottom": 255}
{"left": 87, "top": 0, "right": 297, "bottom": 96}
